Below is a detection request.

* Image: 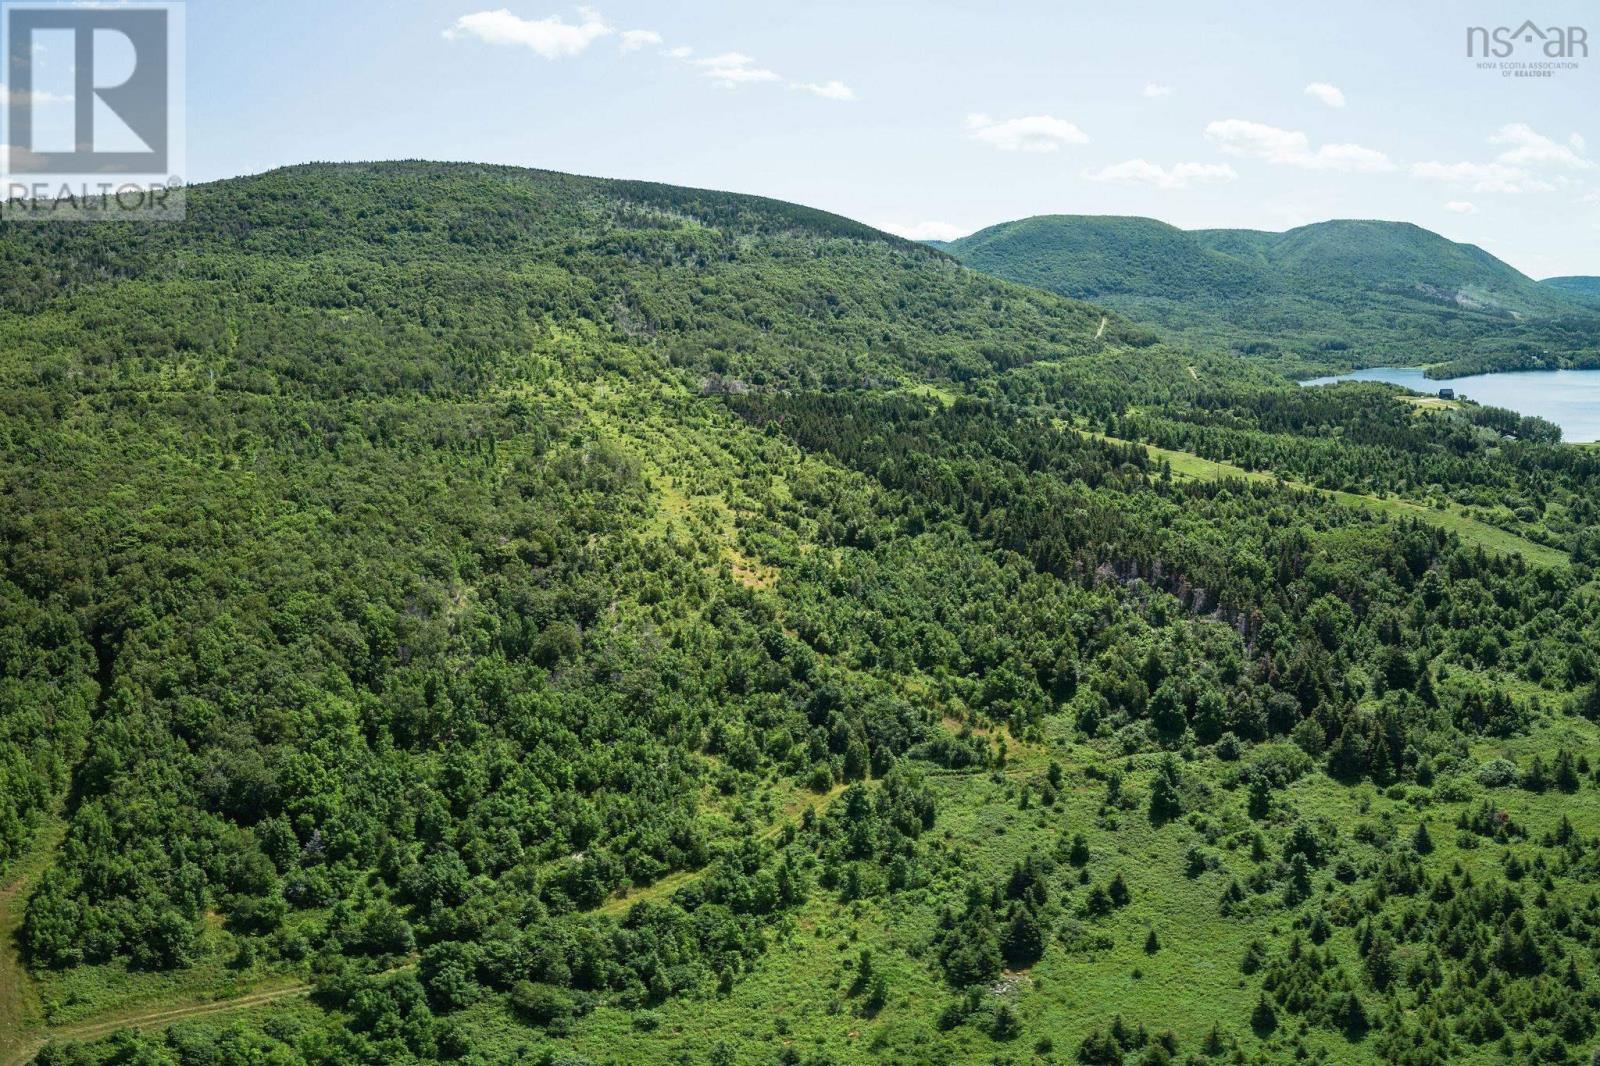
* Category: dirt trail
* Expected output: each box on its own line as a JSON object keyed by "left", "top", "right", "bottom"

{"left": 1, "top": 982, "right": 313, "bottom": 1066}
{"left": 1094, "top": 316, "right": 1107, "bottom": 339}
{"left": 0, "top": 818, "right": 66, "bottom": 1066}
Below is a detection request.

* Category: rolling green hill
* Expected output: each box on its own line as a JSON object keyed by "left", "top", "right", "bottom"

{"left": 943, "top": 215, "right": 1600, "bottom": 377}
{"left": 1543, "top": 276, "right": 1600, "bottom": 307}
{"left": 6, "top": 163, "right": 1600, "bottom": 1066}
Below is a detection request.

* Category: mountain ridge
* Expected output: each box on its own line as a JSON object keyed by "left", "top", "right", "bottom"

{"left": 939, "top": 213, "right": 1600, "bottom": 375}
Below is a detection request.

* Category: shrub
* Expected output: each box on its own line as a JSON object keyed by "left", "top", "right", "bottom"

{"left": 1477, "top": 759, "right": 1519, "bottom": 788}
{"left": 511, "top": 981, "right": 576, "bottom": 1032}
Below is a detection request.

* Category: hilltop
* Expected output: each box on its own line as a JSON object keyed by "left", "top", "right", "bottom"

{"left": 942, "top": 214, "right": 1600, "bottom": 376}
{"left": 1543, "top": 275, "right": 1600, "bottom": 307}
{"left": 0, "top": 161, "right": 1144, "bottom": 390}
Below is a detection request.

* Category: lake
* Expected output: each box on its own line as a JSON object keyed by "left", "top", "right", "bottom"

{"left": 1300, "top": 367, "right": 1600, "bottom": 444}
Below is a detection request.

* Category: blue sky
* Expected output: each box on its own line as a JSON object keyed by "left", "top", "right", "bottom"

{"left": 176, "top": 0, "right": 1598, "bottom": 276}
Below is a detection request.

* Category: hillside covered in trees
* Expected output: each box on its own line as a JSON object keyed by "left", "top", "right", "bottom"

{"left": 4, "top": 163, "right": 1600, "bottom": 1066}
{"left": 941, "top": 215, "right": 1600, "bottom": 377}
{"left": 1543, "top": 277, "right": 1600, "bottom": 308}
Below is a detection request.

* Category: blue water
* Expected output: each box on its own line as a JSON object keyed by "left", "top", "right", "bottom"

{"left": 1301, "top": 367, "right": 1600, "bottom": 444}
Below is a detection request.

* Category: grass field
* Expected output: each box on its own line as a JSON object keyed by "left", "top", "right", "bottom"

{"left": 0, "top": 817, "right": 62, "bottom": 1066}
{"left": 1398, "top": 395, "right": 1461, "bottom": 412}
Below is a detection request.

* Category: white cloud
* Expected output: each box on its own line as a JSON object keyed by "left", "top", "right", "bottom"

{"left": 445, "top": 7, "right": 612, "bottom": 59}
{"left": 1204, "top": 118, "right": 1392, "bottom": 172}
{"left": 791, "top": 79, "right": 855, "bottom": 101}
{"left": 1409, "top": 160, "right": 1552, "bottom": 194}
{"left": 0, "top": 83, "right": 70, "bottom": 106}
{"left": 448, "top": 12, "right": 848, "bottom": 101}
{"left": 1304, "top": 82, "right": 1346, "bottom": 108}
{"left": 1445, "top": 201, "right": 1478, "bottom": 214}
{"left": 878, "top": 220, "right": 967, "bottom": 242}
{"left": 1312, "top": 143, "right": 1394, "bottom": 172}
{"left": 1142, "top": 83, "right": 1173, "bottom": 99}
{"left": 0, "top": 143, "right": 43, "bottom": 172}
{"left": 619, "top": 29, "right": 661, "bottom": 53}
{"left": 691, "top": 52, "right": 781, "bottom": 87}
{"left": 1491, "top": 123, "right": 1593, "bottom": 169}
{"left": 1206, "top": 119, "right": 1305, "bottom": 161}
{"left": 965, "top": 113, "right": 1088, "bottom": 152}
{"left": 1083, "top": 158, "right": 1237, "bottom": 189}
{"left": 1409, "top": 124, "right": 1590, "bottom": 195}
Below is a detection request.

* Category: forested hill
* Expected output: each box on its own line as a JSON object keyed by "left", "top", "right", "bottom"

{"left": 942, "top": 214, "right": 1600, "bottom": 377}
{"left": 1543, "top": 275, "right": 1600, "bottom": 307}
{"left": 6, "top": 162, "right": 1600, "bottom": 1066}
{"left": 0, "top": 161, "right": 1148, "bottom": 390}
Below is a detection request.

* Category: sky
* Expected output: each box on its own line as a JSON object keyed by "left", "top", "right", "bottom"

{"left": 141, "top": 1, "right": 1600, "bottom": 275}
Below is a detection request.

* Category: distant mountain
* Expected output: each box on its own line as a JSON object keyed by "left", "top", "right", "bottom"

{"left": 941, "top": 215, "right": 1600, "bottom": 376}
{"left": 1543, "top": 276, "right": 1600, "bottom": 307}
{"left": 946, "top": 216, "right": 1251, "bottom": 304}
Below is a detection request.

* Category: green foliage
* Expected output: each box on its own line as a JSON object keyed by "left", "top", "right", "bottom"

{"left": 6, "top": 162, "right": 1600, "bottom": 1066}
